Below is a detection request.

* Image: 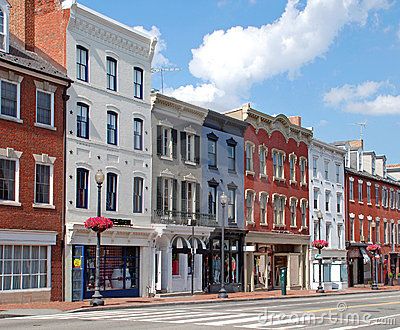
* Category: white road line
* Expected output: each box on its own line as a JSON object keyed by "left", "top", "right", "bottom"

{"left": 117, "top": 310, "right": 207, "bottom": 321}
{"left": 169, "top": 313, "right": 255, "bottom": 324}
{"left": 197, "top": 316, "right": 262, "bottom": 326}
{"left": 140, "top": 311, "right": 221, "bottom": 322}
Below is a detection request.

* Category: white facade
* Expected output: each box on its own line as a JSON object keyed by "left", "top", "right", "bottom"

{"left": 309, "top": 139, "right": 348, "bottom": 290}
{"left": 62, "top": 3, "right": 156, "bottom": 301}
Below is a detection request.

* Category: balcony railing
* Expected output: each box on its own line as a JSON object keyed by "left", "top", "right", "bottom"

{"left": 153, "top": 210, "right": 218, "bottom": 227}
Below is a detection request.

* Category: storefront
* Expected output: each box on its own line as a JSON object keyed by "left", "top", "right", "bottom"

{"left": 347, "top": 244, "right": 371, "bottom": 286}
{"left": 244, "top": 231, "right": 309, "bottom": 292}
{"left": 65, "top": 223, "right": 156, "bottom": 302}
{"left": 203, "top": 228, "right": 246, "bottom": 293}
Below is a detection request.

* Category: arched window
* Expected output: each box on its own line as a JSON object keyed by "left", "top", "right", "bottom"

{"left": 0, "top": 9, "right": 4, "bottom": 34}
{"left": 106, "top": 57, "right": 117, "bottom": 91}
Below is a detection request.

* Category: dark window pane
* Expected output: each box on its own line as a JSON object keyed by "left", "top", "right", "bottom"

{"left": 133, "top": 119, "right": 143, "bottom": 150}
{"left": 77, "top": 103, "right": 89, "bottom": 139}
{"left": 76, "top": 46, "right": 88, "bottom": 82}
{"left": 36, "top": 91, "right": 52, "bottom": 125}
{"left": 1, "top": 81, "right": 17, "bottom": 117}
{"left": 106, "top": 57, "right": 117, "bottom": 91}
{"left": 106, "top": 173, "right": 117, "bottom": 211}
{"left": 133, "top": 67, "right": 143, "bottom": 99}
{"left": 0, "top": 159, "right": 16, "bottom": 201}
{"left": 133, "top": 177, "right": 143, "bottom": 213}
{"left": 35, "top": 164, "right": 50, "bottom": 204}
{"left": 107, "top": 111, "right": 118, "bottom": 145}
{"left": 76, "top": 168, "right": 89, "bottom": 208}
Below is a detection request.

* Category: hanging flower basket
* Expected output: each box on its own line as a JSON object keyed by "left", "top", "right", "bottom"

{"left": 84, "top": 216, "right": 113, "bottom": 233}
{"left": 312, "top": 239, "right": 329, "bottom": 250}
{"left": 366, "top": 244, "right": 381, "bottom": 253}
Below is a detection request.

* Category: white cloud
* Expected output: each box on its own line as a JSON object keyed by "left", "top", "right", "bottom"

{"left": 324, "top": 81, "right": 400, "bottom": 115}
{"left": 169, "top": 0, "right": 390, "bottom": 110}
{"left": 133, "top": 25, "right": 170, "bottom": 67}
{"left": 318, "top": 119, "right": 329, "bottom": 127}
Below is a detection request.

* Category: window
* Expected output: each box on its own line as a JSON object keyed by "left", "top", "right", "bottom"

{"left": 301, "top": 199, "right": 307, "bottom": 227}
{"left": 246, "top": 190, "right": 254, "bottom": 224}
{"left": 358, "top": 182, "right": 363, "bottom": 202}
{"left": 397, "top": 191, "right": 400, "bottom": 210}
{"left": 273, "top": 150, "right": 284, "bottom": 179}
{"left": 314, "top": 221, "right": 319, "bottom": 240}
{"left": 290, "top": 198, "right": 297, "bottom": 227}
{"left": 300, "top": 158, "right": 307, "bottom": 185}
{"left": 324, "top": 160, "right": 329, "bottom": 180}
{"left": 0, "top": 80, "right": 18, "bottom": 118}
{"left": 35, "top": 164, "right": 51, "bottom": 205}
{"left": 133, "top": 118, "right": 143, "bottom": 150}
{"left": 107, "top": 111, "right": 118, "bottom": 145}
{"left": 259, "top": 146, "right": 266, "bottom": 176}
{"left": 228, "top": 188, "right": 236, "bottom": 223}
{"left": 335, "top": 164, "right": 340, "bottom": 183}
{"left": 349, "top": 179, "right": 354, "bottom": 201}
{"left": 0, "top": 245, "right": 48, "bottom": 291}
{"left": 76, "top": 46, "right": 88, "bottom": 82}
{"left": 77, "top": 103, "right": 89, "bottom": 139}
{"left": 245, "top": 143, "right": 254, "bottom": 172}
{"left": 0, "top": 9, "right": 3, "bottom": 34}
{"left": 181, "top": 181, "right": 197, "bottom": 216}
{"left": 0, "top": 158, "right": 16, "bottom": 201}
{"left": 208, "top": 138, "right": 217, "bottom": 168}
{"left": 336, "top": 193, "right": 341, "bottom": 213}
{"left": 359, "top": 219, "right": 364, "bottom": 241}
{"left": 76, "top": 168, "right": 89, "bottom": 209}
{"left": 326, "top": 223, "right": 331, "bottom": 245}
{"left": 260, "top": 193, "right": 268, "bottom": 225}
{"left": 289, "top": 154, "right": 296, "bottom": 182}
{"left": 106, "top": 57, "right": 117, "bottom": 91}
{"left": 227, "top": 143, "right": 236, "bottom": 172}
{"left": 273, "top": 195, "right": 285, "bottom": 226}
{"left": 375, "top": 185, "right": 380, "bottom": 206}
{"left": 390, "top": 189, "right": 395, "bottom": 209}
{"left": 325, "top": 191, "right": 330, "bottom": 212}
{"left": 313, "top": 157, "right": 318, "bottom": 178}
{"left": 313, "top": 189, "right": 318, "bottom": 209}
{"left": 338, "top": 224, "right": 343, "bottom": 249}
{"left": 367, "top": 184, "right": 371, "bottom": 204}
{"left": 106, "top": 173, "right": 117, "bottom": 212}
{"left": 350, "top": 218, "right": 355, "bottom": 241}
{"left": 133, "top": 177, "right": 143, "bottom": 213}
{"left": 36, "top": 90, "right": 53, "bottom": 126}
{"left": 397, "top": 223, "right": 400, "bottom": 245}
{"left": 186, "top": 134, "right": 195, "bottom": 163}
{"left": 382, "top": 187, "right": 388, "bottom": 207}
{"left": 208, "top": 185, "right": 217, "bottom": 216}
{"left": 157, "top": 177, "right": 175, "bottom": 214}
{"left": 376, "top": 219, "right": 380, "bottom": 243}
{"left": 368, "top": 219, "right": 372, "bottom": 242}
{"left": 133, "top": 67, "right": 143, "bottom": 99}
{"left": 384, "top": 221, "right": 388, "bottom": 244}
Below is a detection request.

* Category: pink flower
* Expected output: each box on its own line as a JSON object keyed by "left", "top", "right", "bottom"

{"left": 84, "top": 216, "right": 113, "bottom": 233}
{"left": 312, "top": 239, "right": 329, "bottom": 249}
{"left": 366, "top": 244, "right": 381, "bottom": 253}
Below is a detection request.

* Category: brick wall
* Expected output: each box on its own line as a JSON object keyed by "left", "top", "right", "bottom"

{"left": 0, "top": 66, "right": 67, "bottom": 301}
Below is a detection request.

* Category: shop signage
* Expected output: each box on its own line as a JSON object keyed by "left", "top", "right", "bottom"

{"left": 243, "top": 245, "right": 256, "bottom": 252}
{"left": 111, "top": 218, "right": 132, "bottom": 226}
{"left": 73, "top": 258, "right": 82, "bottom": 268}
{"left": 314, "top": 254, "right": 322, "bottom": 260}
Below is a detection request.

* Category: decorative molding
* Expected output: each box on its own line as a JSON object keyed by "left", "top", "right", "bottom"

{"left": 33, "top": 153, "right": 56, "bottom": 165}
{"left": 0, "top": 147, "right": 22, "bottom": 159}
{"left": 158, "top": 118, "right": 173, "bottom": 128}
{"left": 226, "top": 137, "right": 237, "bottom": 146}
{"left": 183, "top": 173, "right": 197, "bottom": 182}
{"left": 160, "top": 168, "right": 174, "bottom": 178}
{"left": 0, "top": 69, "right": 23, "bottom": 83}
{"left": 184, "top": 125, "right": 197, "bottom": 135}
{"left": 208, "top": 178, "right": 219, "bottom": 187}
{"left": 207, "top": 132, "right": 219, "bottom": 141}
{"left": 34, "top": 80, "right": 57, "bottom": 93}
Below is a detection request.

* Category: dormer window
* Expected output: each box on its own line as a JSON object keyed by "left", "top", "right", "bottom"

{"left": 0, "top": 4, "right": 10, "bottom": 53}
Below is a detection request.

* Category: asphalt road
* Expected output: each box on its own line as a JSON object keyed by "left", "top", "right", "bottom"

{"left": 1, "top": 291, "right": 400, "bottom": 329}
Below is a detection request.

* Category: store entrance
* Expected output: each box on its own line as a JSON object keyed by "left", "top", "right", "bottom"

{"left": 274, "top": 255, "right": 287, "bottom": 288}
{"left": 254, "top": 254, "right": 271, "bottom": 289}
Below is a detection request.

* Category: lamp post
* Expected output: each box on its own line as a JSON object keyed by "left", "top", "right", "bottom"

{"left": 316, "top": 210, "right": 324, "bottom": 293}
{"left": 91, "top": 169, "right": 105, "bottom": 307}
{"left": 371, "top": 252, "right": 379, "bottom": 290}
{"left": 218, "top": 192, "right": 228, "bottom": 299}
{"left": 191, "top": 218, "right": 195, "bottom": 296}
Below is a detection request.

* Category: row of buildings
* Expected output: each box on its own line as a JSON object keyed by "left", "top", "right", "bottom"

{"left": 0, "top": 0, "right": 399, "bottom": 303}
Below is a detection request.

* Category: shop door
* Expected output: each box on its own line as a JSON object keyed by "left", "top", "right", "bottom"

{"left": 254, "top": 254, "right": 270, "bottom": 289}
{"left": 274, "top": 255, "right": 287, "bottom": 288}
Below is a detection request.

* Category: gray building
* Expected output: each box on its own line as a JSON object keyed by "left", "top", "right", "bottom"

{"left": 150, "top": 93, "right": 214, "bottom": 294}
{"left": 201, "top": 110, "right": 248, "bottom": 293}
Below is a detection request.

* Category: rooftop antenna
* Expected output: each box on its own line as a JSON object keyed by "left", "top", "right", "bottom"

{"left": 352, "top": 121, "right": 367, "bottom": 140}
{"left": 151, "top": 67, "right": 181, "bottom": 93}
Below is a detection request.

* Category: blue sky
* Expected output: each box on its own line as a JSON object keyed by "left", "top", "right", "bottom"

{"left": 80, "top": 0, "right": 400, "bottom": 163}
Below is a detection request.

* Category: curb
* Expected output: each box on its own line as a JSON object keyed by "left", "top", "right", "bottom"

{"left": 67, "top": 288, "right": 400, "bottom": 314}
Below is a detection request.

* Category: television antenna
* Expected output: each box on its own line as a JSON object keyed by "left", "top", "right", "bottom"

{"left": 151, "top": 67, "right": 181, "bottom": 93}
{"left": 351, "top": 121, "right": 367, "bottom": 140}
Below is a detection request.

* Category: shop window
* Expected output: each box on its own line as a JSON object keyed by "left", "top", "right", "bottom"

{"left": 172, "top": 252, "right": 180, "bottom": 276}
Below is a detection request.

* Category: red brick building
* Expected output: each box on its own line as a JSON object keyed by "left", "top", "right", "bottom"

{"left": 226, "top": 104, "right": 312, "bottom": 292}
{"left": 0, "top": 1, "right": 70, "bottom": 303}
{"left": 335, "top": 140, "right": 400, "bottom": 286}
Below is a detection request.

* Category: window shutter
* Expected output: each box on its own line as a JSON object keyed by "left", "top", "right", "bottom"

{"left": 195, "top": 135, "right": 200, "bottom": 164}
{"left": 156, "top": 126, "right": 162, "bottom": 156}
{"left": 172, "top": 179, "right": 177, "bottom": 212}
{"left": 181, "top": 181, "right": 187, "bottom": 213}
{"left": 196, "top": 183, "right": 200, "bottom": 214}
{"left": 180, "top": 132, "right": 186, "bottom": 161}
{"left": 156, "top": 177, "right": 162, "bottom": 211}
{"left": 172, "top": 129, "right": 178, "bottom": 159}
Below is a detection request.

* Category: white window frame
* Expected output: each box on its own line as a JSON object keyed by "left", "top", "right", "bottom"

{"left": 245, "top": 142, "right": 255, "bottom": 175}
{"left": 259, "top": 192, "right": 268, "bottom": 225}
{"left": 0, "top": 79, "right": 21, "bottom": 121}
{"left": 299, "top": 157, "right": 307, "bottom": 186}
{"left": 349, "top": 177, "right": 354, "bottom": 201}
{"left": 325, "top": 190, "right": 330, "bottom": 212}
{"left": 300, "top": 198, "right": 308, "bottom": 228}
{"left": 289, "top": 153, "right": 297, "bottom": 183}
{"left": 324, "top": 160, "right": 329, "bottom": 181}
{"left": 312, "top": 157, "right": 318, "bottom": 178}
{"left": 35, "top": 89, "right": 55, "bottom": 128}
{"left": 259, "top": 145, "right": 267, "bottom": 178}
{"left": 336, "top": 193, "right": 342, "bottom": 214}
{"left": 273, "top": 194, "right": 286, "bottom": 227}
{"left": 313, "top": 188, "right": 319, "bottom": 210}
{"left": 161, "top": 127, "right": 172, "bottom": 159}
{"left": 290, "top": 197, "right": 297, "bottom": 227}
{"left": 0, "top": 148, "right": 22, "bottom": 207}
{"left": 33, "top": 154, "right": 55, "bottom": 209}
{"left": 335, "top": 163, "right": 340, "bottom": 184}
{"left": 245, "top": 189, "right": 255, "bottom": 224}
{"left": 186, "top": 133, "right": 195, "bottom": 163}
{"left": 272, "top": 149, "right": 285, "bottom": 180}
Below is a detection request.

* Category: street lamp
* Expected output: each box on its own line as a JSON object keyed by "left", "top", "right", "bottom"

{"left": 371, "top": 253, "right": 379, "bottom": 290}
{"left": 91, "top": 169, "right": 105, "bottom": 306}
{"left": 218, "top": 192, "right": 228, "bottom": 299}
{"left": 316, "top": 210, "right": 324, "bottom": 293}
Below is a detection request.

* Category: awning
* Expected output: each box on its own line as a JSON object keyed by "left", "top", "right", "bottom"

{"left": 171, "top": 236, "right": 190, "bottom": 249}
{"left": 188, "top": 236, "right": 206, "bottom": 250}
{"left": 360, "top": 247, "right": 371, "bottom": 265}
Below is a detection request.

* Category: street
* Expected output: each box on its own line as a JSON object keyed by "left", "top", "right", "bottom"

{"left": 1, "top": 291, "right": 399, "bottom": 329}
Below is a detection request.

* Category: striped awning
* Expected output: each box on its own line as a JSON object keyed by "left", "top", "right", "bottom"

{"left": 188, "top": 236, "right": 206, "bottom": 250}
{"left": 171, "top": 236, "right": 190, "bottom": 249}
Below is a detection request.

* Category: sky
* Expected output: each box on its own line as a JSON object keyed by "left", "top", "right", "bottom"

{"left": 80, "top": 0, "right": 400, "bottom": 163}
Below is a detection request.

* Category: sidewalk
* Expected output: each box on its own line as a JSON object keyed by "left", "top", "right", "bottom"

{"left": 0, "top": 285, "right": 399, "bottom": 317}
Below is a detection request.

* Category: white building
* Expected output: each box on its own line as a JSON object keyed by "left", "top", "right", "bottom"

{"left": 309, "top": 139, "right": 348, "bottom": 290}
{"left": 59, "top": 2, "right": 157, "bottom": 301}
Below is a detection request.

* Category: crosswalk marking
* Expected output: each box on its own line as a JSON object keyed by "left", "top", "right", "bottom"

{"left": 197, "top": 315, "right": 262, "bottom": 326}
{"left": 171, "top": 313, "right": 254, "bottom": 324}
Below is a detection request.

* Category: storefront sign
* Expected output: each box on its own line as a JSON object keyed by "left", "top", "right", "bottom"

{"left": 111, "top": 218, "right": 132, "bottom": 226}
{"left": 243, "top": 245, "right": 256, "bottom": 252}
{"left": 73, "top": 258, "right": 81, "bottom": 268}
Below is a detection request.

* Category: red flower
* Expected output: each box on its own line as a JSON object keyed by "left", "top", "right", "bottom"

{"left": 84, "top": 216, "right": 113, "bottom": 233}
{"left": 366, "top": 244, "right": 381, "bottom": 253}
{"left": 312, "top": 239, "right": 329, "bottom": 249}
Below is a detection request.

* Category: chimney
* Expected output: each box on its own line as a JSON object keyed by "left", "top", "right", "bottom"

{"left": 288, "top": 116, "right": 302, "bottom": 127}
{"left": 9, "top": 0, "right": 35, "bottom": 51}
